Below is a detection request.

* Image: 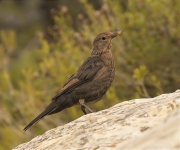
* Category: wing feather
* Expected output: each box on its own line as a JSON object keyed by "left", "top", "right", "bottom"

{"left": 52, "top": 56, "right": 104, "bottom": 100}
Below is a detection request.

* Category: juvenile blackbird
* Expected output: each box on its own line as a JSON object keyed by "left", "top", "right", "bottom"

{"left": 24, "top": 31, "right": 123, "bottom": 131}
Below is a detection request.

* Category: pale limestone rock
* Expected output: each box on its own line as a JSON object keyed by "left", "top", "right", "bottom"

{"left": 13, "top": 90, "right": 180, "bottom": 150}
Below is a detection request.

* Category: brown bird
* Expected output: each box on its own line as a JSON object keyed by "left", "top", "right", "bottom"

{"left": 24, "top": 31, "right": 123, "bottom": 131}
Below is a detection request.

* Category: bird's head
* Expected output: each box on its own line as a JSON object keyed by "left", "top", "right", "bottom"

{"left": 91, "top": 31, "right": 123, "bottom": 55}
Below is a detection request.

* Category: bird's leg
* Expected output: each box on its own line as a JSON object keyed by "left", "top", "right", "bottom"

{"left": 79, "top": 99, "right": 94, "bottom": 115}
{"left": 79, "top": 99, "right": 87, "bottom": 115}
{"left": 81, "top": 105, "right": 87, "bottom": 115}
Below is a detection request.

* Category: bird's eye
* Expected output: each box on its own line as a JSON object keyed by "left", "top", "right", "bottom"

{"left": 102, "top": 37, "right": 106, "bottom": 40}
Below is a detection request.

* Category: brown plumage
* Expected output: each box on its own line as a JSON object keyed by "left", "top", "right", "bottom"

{"left": 24, "top": 31, "right": 123, "bottom": 131}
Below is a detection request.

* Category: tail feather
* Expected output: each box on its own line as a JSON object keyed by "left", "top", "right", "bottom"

{"left": 24, "top": 97, "right": 73, "bottom": 131}
{"left": 23, "top": 102, "right": 56, "bottom": 131}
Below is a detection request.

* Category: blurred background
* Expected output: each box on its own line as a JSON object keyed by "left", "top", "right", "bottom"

{"left": 0, "top": 0, "right": 179, "bottom": 149}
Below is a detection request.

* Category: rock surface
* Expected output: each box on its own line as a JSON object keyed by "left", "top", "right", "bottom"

{"left": 13, "top": 90, "right": 180, "bottom": 150}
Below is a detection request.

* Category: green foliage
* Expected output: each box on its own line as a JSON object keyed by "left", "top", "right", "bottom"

{"left": 133, "top": 65, "right": 150, "bottom": 98}
{"left": 0, "top": 0, "right": 180, "bottom": 149}
{"left": 133, "top": 65, "right": 148, "bottom": 81}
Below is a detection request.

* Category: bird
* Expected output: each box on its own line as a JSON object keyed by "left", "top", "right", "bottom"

{"left": 23, "top": 30, "right": 123, "bottom": 131}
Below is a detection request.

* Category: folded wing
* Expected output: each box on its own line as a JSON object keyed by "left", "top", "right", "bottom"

{"left": 52, "top": 56, "right": 104, "bottom": 100}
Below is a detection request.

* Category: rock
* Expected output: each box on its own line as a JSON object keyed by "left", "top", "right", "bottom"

{"left": 13, "top": 90, "right": 180, "bottom": 150}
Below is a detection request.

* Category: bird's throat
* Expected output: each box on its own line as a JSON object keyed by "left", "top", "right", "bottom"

{"left": 100, "top": 49, "right": 114, "bottom": 68}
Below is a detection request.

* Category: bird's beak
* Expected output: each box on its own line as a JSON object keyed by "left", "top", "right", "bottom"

{"left": 111, "top": 30, "right": 123, "bottom": 38}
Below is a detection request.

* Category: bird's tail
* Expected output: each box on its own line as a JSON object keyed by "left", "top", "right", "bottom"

{"left": 23, "top": 101, "right": 57, "bottom": 131}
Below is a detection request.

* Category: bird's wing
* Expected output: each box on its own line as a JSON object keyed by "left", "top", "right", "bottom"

{"left": 52, "top": 56, "right": 104, "bottom": 100}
